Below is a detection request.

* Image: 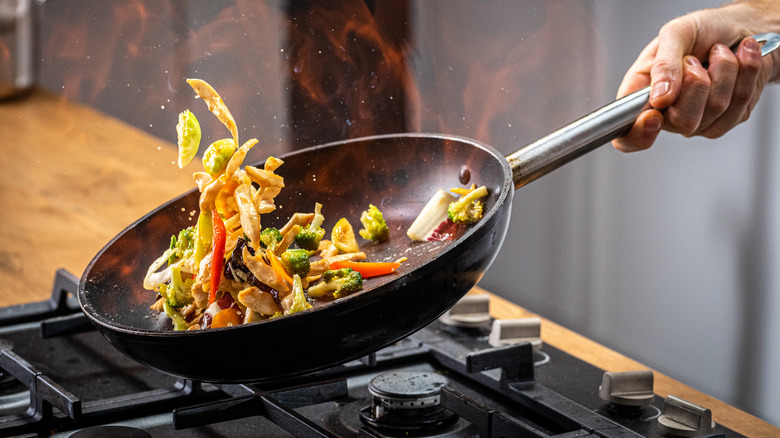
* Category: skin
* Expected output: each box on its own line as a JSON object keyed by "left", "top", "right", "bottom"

{"left": 612, "top": 1, "right": 780, "bottom": 152}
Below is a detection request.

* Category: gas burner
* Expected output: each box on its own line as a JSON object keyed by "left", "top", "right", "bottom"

{"left": 360, "top": 371, "right": 457, "bottom": 432}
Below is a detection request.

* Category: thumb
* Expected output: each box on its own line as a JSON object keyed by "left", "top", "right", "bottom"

{"left": 648, "top": 24, "right": 692, "bottom": 109}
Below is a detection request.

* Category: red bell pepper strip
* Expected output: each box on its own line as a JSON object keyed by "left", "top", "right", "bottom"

{"left": 329, "top": 260, "right": 401, "bottom": 278}
{"left": 209, "top": 209, "right": 226, "bottom": 305}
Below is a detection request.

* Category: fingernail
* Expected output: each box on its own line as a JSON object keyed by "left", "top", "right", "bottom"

{"left": 712, "top": 43, "right": 730, "bottom": 55}
{"left": 685, "top": 56, "right": 701, "bottom": 68}
{"left": 744, "top": 38, "right": 759, "bottom": 53}
{"left": 650, "top": 80, "right": 670, "bottom": 100}
{"left": 645, "top": 115, "right": 662, "bottom": 132}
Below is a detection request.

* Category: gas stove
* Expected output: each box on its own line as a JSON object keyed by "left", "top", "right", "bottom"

{"left": 0, "top": 269, "right": 741, "bottom": 437}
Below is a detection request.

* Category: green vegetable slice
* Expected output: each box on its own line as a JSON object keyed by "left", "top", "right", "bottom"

{"left": 176, "top": 109, "right": 201, "bottom": 169}
{"left": 202, "top": 139, "right": 236, "bottom": 176}
{"left": 332, "top": 218, "right": 360, "bottom": 253}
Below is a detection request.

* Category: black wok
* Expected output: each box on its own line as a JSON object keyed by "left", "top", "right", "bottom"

{"left": 78, "top": 33, "right": 780, "bottom": 383}
{"left": 79, "top": 133, "right": 513, "bottom": 383}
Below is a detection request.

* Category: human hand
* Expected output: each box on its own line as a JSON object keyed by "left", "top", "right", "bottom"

{"left": 612, "top": 2, "right": 780, "bottom": 152}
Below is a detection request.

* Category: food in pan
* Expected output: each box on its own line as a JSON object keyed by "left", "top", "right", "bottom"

{"left": 358, "top": 204, "right": 390, "bottom": 242}
{"left": 407, "top": 184, "right": 488, "bottom": 241}
{"left": 144, "top": 79, "right": 403, "bottom": 330}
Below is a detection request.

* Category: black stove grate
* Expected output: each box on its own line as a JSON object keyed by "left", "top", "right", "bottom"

{"left": 0, "top": 270, "right": 744, "bottom": 438}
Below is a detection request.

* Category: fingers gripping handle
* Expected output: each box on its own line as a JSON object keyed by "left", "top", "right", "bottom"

{"left": 507, "top": 33, "right": 780, "bottom": 189}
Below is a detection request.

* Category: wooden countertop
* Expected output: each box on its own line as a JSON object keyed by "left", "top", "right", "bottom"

{"left": 1, "top": 89, "right": 777, "bottom": 436}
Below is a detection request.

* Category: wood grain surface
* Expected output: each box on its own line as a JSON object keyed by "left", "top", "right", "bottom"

{"left": 1, "top": 89, "right": 776, "bottom": 436}
{"left": 0, "top": 90, "right": 193, "bottom": 306}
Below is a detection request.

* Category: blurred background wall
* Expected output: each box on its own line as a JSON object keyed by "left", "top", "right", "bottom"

{"left": 31, "top": 0, "right": 779, "bottom": 426}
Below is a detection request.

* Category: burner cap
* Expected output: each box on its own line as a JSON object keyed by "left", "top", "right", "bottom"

{"left": 70, "top": 425, "right": 152, "bottom": 438}
{"left": 368, "top": 371, "right": 448, "bottom": 407}
{"left": 361, "top": 371, "right": 456, "bottom": 431}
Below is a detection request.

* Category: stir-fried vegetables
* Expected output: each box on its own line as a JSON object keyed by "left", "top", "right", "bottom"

{"left": 202, "top": 139, "right": 236, "bottom": 176}
{"left": 159, "top": 265, "right": 194, "bottom": 308}
{"left": 176, "top": 110, "right": 201, "bottom": 168}
{"left": 359, "top": 204, "right": 389, "bottom": 242}
{"left": 281, "top": 249, "right": 312, "bottom": 278}
{"left": 294, "top": 203, "right": 326, "bottom": 251}
{"left": 285, "top": 275, "right": 313, "bottom": 314}
{"left": 186, "top": 78, "right": 238, "bottom": 146}
{"left": 447, "top": 185, "right": 488, "bottom": 224}
{"left": 145, "top": 79, "right": 405, "bottom": 331}
{"left": 407, "top": 185, "right": 489, "bottom": 241}
{"left": 209, "top": 209, "right": 226, "bottom": 306}
{"left": 331, "top": 218, "right": 359, "bottom": 253}
{"left": 329, "top": 260, "right": 401, "bottom": 278}
{"left": 258, "top": 227, "right": 283, "bottom": 250}
{"left": 307, "top": 268, "right": 363, "bottom": 298}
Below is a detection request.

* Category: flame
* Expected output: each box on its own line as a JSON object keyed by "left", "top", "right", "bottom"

{"left": 43, "top": 2, "right": 174, "bottom": 102}
{"left": 285, "top": 0, "right": 413, "bottom": 146}
{"left": 37, "top": 1, "right": 597, "bottom": 155}
{"left": 411, "top": 1, "right": 599, "bottom": 148}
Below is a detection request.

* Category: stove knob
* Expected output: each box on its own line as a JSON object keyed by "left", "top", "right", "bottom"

{"left": 598, "top": 370, "right": 654, "bottom": 407}
{"left": 488, "top": 317, "right": 542, "bottom": 350}
{"left": 439, "top": 294, "right": 491, "bottom": 327}
{"left": 657, "top": 395, "right": 715, "bottom": 437}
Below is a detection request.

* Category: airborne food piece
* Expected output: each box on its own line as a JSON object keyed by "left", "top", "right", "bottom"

{"left": 407, "top": 185, "right": 488, "bottom": 242}
{"left": 176, "top": 110, "right": 201, "bottom": 168}
{"left": 144, "top": 79, "right": 403, "bottom": 330}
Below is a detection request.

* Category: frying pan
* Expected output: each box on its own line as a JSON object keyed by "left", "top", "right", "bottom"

{"left": 78, "top": 33, "right": 780, "bottom": 383}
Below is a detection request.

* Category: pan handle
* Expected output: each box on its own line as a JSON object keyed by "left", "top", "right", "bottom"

{"left": 507, "top": 32, "right": 780, "bottom": 189}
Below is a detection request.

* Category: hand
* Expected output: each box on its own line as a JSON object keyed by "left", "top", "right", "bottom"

{"left": 612, "top": 2, "right": 780, "bottom": 152}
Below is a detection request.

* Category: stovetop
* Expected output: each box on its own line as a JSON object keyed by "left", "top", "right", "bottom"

{"left": 0, "top": 269, "right": 742, "bottom": 437}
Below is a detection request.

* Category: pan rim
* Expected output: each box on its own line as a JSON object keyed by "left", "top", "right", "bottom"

{"left": 77, "top": 132, "right": 513, "bottom": 338}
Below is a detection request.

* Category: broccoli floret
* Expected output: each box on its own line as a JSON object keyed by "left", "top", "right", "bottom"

{"left": 159, "top": 265, "right": 194, "bottom": 308}
{"left": 258, "top": 227, "right": 283, "bottom": 250}
{"left": 168, "top": 227, "right": 196, "bottom": 263}
{"left": 163, "top": 301, "right": 190, "bottom": 331}
{"left": 447, "top": 186, "right": 488, "bottom": 225}
{"left": 295, "top": 203, "right": 326, "bottom": 250}
{"left": 286, "top": 274, "right": 313, "bottom": 314}
{"left": 307, "top": 268, "right": 363, "bottom": 299}
{"left": 295, "top": 228, "right": 325, "bottom": 251}
{"left": 359, "top": 204, "right": 390, "bottom": 242}
{"left": 281, "top": 249, "right": 312, "bottom": 277}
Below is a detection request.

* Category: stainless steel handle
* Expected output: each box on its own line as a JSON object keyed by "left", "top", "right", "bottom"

{"left": 507, "top": 32, "right": 780, "bottom": 189}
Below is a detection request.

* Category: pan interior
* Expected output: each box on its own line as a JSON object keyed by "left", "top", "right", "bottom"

{"left": 79, "top": 134, "right": 511, "bottom": 335}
